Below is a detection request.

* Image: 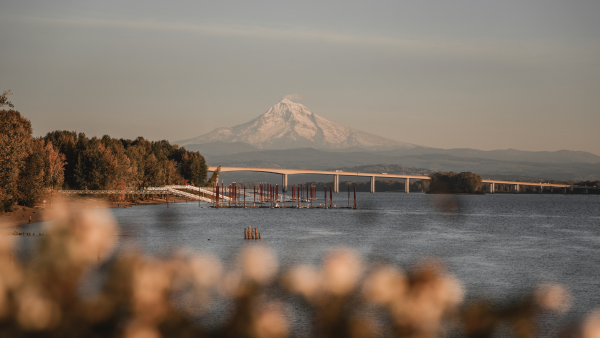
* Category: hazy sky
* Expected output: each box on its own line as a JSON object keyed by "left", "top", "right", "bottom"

{"left": 1, "top": 1, "right": 599, "bottom": 154}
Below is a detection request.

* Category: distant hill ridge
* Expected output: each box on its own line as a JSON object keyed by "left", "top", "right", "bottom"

{"left": 189, "top": 147, "right": 600, "bottom": 181}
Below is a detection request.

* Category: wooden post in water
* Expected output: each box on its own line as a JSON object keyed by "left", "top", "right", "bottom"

{"left": 324, "top": 187, "right": 327, "bottom": 209}
{"left": 166, "top": 192, "right": 169, "bottom": 208}
{"left": 216, "top": 185, "right": 220, "bottom": 208}
{"left": 354, "top": 186, "right": 357, "bottom": 209}
{"left": 348, "top": 186, "right": 350, "bottom": 208}
{"left": 244, "top": 186, "right": 246, "bottom": 208}
{"left": 306, "top": 184, "right": 309, "bottom": 205}
{"left": 244, "top": 228, "right": 247, "bottom": 239}
{"left": 330, "top": 187, "right": 333, "bottom": 208}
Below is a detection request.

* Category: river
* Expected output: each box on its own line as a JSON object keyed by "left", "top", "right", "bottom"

{"left": 13, "top": 192, "right": 600, "bottom": 331}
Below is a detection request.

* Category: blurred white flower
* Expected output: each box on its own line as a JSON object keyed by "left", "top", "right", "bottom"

{"left": 322, "top": 248, "right": 363, "bottom": 296}
{"left": 363, "top": 266, "right": 407, "bottom": 305}
{"left": 284, "top": 265, "right": 321, "bottom": 299}
{"left": 534, "top": 283, "right": 571, "bottom": 313}
{"left": 240, "top": 245, "right": 278, "bottom": 285}
{"left": 583, "top": 310, "right": 600, "bottom": 338}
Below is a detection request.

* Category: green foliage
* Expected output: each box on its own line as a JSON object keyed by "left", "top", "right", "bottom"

{"left": 429, "top": 171, "right": 483, "bottom": 194}
{"left": 44, "top": 133, "right": 208, "bottom": 190}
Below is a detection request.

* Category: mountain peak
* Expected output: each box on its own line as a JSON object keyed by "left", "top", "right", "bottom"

{"left": 176, "top": 100, "right": 415, "bottom": 150}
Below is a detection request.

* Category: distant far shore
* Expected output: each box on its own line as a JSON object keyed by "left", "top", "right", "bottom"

{"left": 426, "top": 192, "right": 485, "bottom": 195}
{"left": 0, "top": 195, "right": 192, "bottom": 229}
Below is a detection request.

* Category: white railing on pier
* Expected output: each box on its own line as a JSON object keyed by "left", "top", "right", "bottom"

{"left": 165, "top": 185, "right": 231, "bottom": 201}
{"left": 164, "top": 187, "right": 213, "bottom": 203}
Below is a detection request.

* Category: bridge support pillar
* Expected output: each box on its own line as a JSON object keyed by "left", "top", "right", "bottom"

{"left": 282, "top": 174, "right": 288, "bottom": 192}
{"left": 404, "top": 178, "right": 409, "bottom": 193}
{"left": 563, "top": 187, "right": 567, "bottom": 194}
{"left": 515, "top": 184, "right": 519, "bottom": 194}
{"left": 370, "top": 176, "right": 375, "bottom": 193}
{"left": 334, "top": 175, "right": 339, "bottom": 193}
{"left": 586, "top": 188, "right": 588, "bottom": 194}
{"left": 490, "top": 183, "right": 495, "bottom": 194}
{"left": 539, "top": 186, "right": 543, "bottom": 194}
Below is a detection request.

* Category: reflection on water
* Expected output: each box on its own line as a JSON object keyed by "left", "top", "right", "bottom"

{"left": 15, "top": 193, "right": 600, "bottom": 322}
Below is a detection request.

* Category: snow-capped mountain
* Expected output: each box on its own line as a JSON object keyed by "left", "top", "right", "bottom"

{"left": 176, "top": 98, "right": 415, "bottom": 150}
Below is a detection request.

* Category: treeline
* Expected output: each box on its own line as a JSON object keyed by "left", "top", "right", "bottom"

{"left": 429, "top": 172, "right": 483, "bottom": 194}
{"left": 44, "top": 132, "right": 207, "bottom": 190}
{"left": 542, "top": 179, "right": 600, "bottom": 187}
{"left": 0, "top": 96, "right": 208, "bottom": 211}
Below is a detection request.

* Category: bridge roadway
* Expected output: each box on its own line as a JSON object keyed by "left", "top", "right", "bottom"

{"left": 208, "top": 166, "right": 598, "bottom": 194}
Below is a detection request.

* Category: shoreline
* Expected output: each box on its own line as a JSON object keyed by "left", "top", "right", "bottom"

{"left": 0, "top": 195, "right": 194, "bottom": 229}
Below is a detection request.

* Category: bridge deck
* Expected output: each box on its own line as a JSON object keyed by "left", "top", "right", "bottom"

{"left": 208, "top": 166, "right": 598, "bottom": 189}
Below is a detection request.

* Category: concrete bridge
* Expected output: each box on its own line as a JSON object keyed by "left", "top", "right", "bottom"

{"left": 208, "top": 166, "right": 599, "bottom": 194}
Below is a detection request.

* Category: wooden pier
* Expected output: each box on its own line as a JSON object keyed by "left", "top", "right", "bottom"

{"left": 57, "top": 184, "right": 358, "bottom": 209}
{"left": 211, "top": 183, "right": 358, "bottom": 209}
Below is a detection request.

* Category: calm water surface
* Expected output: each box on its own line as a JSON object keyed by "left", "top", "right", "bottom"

{"left": 16, "top": 193, "right": 600, "bottom": 328}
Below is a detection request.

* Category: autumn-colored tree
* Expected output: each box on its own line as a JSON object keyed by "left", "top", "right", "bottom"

{"left": 17, "top": 139, "right": 46, "bottom": 207}
{"left": 0, "top": 89, "right": 14, "bottom": 108}
{"left": 208, "top": 166, "right": 221, "bottom": 185}
{"left": 41, "top": 140, "right": 66, "bottom": 192}
{"left": 44, "top": 131, "right": 86, "bottom": 189}
{"left": 0, "top": 109, "right": 33, "bottom": 211}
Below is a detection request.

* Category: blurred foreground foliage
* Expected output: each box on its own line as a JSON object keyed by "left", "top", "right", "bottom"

{"left": 1, "top": 206, "right": 597, "bottom": 338}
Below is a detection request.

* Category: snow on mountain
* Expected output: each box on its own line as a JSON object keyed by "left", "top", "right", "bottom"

{"left": 176, "top": 98, "right": 415, "bottom": 150}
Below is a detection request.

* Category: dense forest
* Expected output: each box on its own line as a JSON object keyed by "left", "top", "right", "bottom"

{"left": 0, "top": 92, "right": 207, "bottom": 211}
{"left": 44, "top": 131, "right": 207, "bottom": 190}
{"left": 429, "top": 172, "right": 483, "bottom": 194}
